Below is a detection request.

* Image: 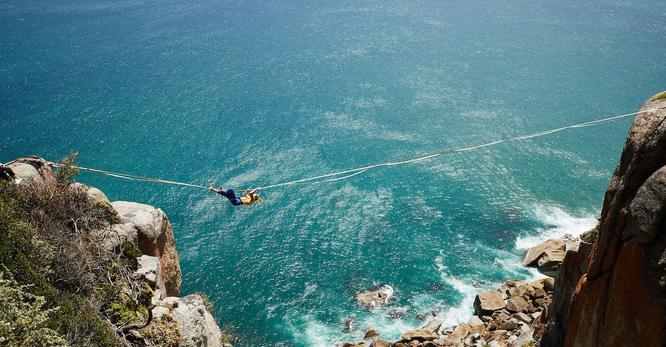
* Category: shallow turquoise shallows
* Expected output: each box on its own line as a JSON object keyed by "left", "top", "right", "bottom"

{"left": 2, "top": 0, "right": 665, "bottom": 345}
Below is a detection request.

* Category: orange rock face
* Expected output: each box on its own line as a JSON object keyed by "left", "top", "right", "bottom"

{"left": 543, "top": 93, "right": 666, "bottom": 347}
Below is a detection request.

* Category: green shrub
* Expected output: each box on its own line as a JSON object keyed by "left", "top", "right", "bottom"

{"left": 121, "top": 241, "right": 142, "bottom": 270}
{"left": 105, "top": 293, "right": 141, "bottom": 326}
{"left": 51, "top": 294, "right": 118, "bottom": 347}
{"left": 140, "top": 316, "right": 182, "bottom": 347}
{"left": 0, "top": 269, "right": 66, "bottom": 346}
{"left": 55, "top": 152, "right": 79, "bottom": 185}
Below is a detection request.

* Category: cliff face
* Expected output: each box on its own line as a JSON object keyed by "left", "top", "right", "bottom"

{"left": 543, "top": 92, "right": 666, "bottom": 346}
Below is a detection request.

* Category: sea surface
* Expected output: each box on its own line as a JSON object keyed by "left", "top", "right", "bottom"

{"left": 2, "top": 1, "right": 665, "bottom": 345}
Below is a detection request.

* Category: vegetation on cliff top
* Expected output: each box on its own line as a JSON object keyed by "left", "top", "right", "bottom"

{"left": 0, "top": 155, "right": 143, "bottom": 346}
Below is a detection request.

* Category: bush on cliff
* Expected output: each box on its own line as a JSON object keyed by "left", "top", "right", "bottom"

{"left": 0, "top": 154, "right": 145, "bottom": 346}
{"left": 0, "top": 268, "right": 66, "bottom": 346}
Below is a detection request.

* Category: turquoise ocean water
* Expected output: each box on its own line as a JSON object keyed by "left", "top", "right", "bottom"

{"left": 2, "top": 1, "right": 665, "bottom": 345}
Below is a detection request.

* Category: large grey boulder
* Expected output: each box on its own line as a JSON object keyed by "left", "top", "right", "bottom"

{"left": 71, "top": 182, "right": 110, "bottom": 204}
{"left": 9, "top": 162, "right": 44, "bottom": 185}
{"left": 172, "top": 294, "right": 223, "bottom": 347}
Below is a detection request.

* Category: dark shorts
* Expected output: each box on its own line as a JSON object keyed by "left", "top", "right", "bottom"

{"left": 219, "top": 188, "right": 242, "bottom": 206}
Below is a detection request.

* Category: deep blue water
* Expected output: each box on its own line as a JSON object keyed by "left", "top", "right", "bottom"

{"left": 2, "top": 1, "right": 665, "bottom": 345}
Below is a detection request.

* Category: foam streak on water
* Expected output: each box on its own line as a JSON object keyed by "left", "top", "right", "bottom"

{"left": 515, "top": 205, "right": 598, "bottom": 250}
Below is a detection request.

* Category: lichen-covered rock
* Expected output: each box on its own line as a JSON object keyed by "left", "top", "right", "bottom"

{"left": 112, "top": 201, "right": 182, "bottom": 297}
{"left": 134, "top": 255, "right": 163, "bottom": 289}
{"left": 172, "top": 294, "right": 223, "bottom": 347}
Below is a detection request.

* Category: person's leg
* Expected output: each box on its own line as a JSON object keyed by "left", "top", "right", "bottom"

{"left": 223, "top": 188, "right": 243, "bottom": 206}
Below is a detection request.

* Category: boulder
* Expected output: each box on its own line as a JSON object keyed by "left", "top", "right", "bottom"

{"left": 474, "top": 291, "right": 505, "bottom": 315}
{"left": 514, "top": 312, "right": 532, "bottom": 324}
{"left": 536, "top": 248, "right": 566, "bottom": 276}
{"left": 9, "top": 162, "right": 44, "bottom": 185}
{"left": 112, "top": 201, "right": 182, "bottom": 297}
{"left": 532, "top": 287, "right": 546, "bottom": 298}
{"left": 421, "top": 319, "right": 442, "bottom": 333}
{"left": 135, "top": 255, "right": 160, "bottom": 287}
{"left": 370, "top": 339, "right": 391, "bottom": 347}
{"left": 506, "top": 297, "right": 529, "bottom": 313}
{"left": 401, "top": 328, "right": 438, "bottom": 342}
{"left": 497, "top": 320, "right": 517, "bottom": 331}
{"left": 172, "top": 294, "right": 222, "bottom": 347}
{"left": 528, "top": 277, "right": 554, "bottom": 292}
{"left": 364, "top": 326, "right": 379, "bottom": 339}
{"left": 523, "top": 239, "right": 566, "bottom": 275}
{"left": 468, "top": 315, "right": 485, "bottom": 328}
{"left": 355, "top": 285, "right": 394, "bottom": 308}
{"left": 444, "top": 324, "right": 471, "bottom": 344}
{"left": 72, "top": 183, "right": 110, "bottom": 204}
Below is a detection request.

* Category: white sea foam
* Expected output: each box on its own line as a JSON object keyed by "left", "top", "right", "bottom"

{"left": 515, "top": 204, "right": 597, "bottom": 250}
{"left": 434, "top": 250, "right": 478, "bottom": 327}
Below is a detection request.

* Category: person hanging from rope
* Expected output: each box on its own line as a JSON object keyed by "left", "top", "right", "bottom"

{"left": 208, "top": 184, "right": 262, "bottom": 206}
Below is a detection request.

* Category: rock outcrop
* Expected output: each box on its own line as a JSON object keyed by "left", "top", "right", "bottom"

{"left": 543, "top": 92, "right": 666, "bottom": 346}
{"left": 112, "top": 201, "right": 182, "bottom": 297}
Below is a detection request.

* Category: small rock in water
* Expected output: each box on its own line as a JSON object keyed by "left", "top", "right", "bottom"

{"left": 364, "top": 326, "right": 379, "bottom": 339}
{"left": 356, "top": 285, "right": 394, "bottom": 308}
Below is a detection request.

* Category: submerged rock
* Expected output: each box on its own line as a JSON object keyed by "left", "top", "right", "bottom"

{"left": 355, "top": 285, "right": 394, "bottom": 308}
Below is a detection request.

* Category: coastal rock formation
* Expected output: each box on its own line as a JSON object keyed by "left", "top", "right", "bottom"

{"left": 112, "top": 201, "right": 182, "bottom": 297}
{"left": 543, "top": 92, "right": 666, "bottom": 346}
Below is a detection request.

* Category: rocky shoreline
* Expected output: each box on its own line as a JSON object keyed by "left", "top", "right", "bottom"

{"left": 3, "top": 157, "right": 231, "bottom": 347}
{"left": 340, "top": 234, "right": 571, "bottom": 347}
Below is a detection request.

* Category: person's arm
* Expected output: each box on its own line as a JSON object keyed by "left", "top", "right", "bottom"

{"left": 208, "top": 184, "right": 220, "bottom": 193}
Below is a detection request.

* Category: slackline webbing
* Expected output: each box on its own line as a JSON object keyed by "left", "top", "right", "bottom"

{"left": 52, "top": 107, "right": 663, "bottom": 192}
